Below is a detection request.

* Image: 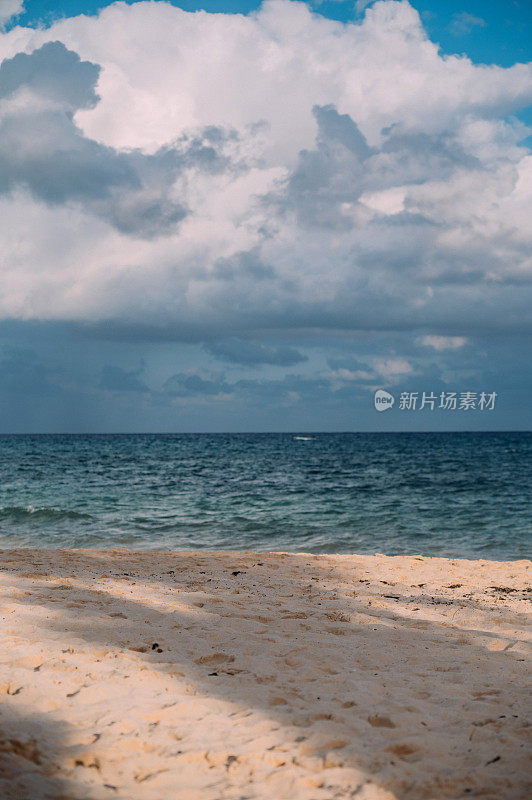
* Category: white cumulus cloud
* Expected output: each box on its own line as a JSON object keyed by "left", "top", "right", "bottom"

{"left": 0, "top": 0, "right": 530, "bottom": 341}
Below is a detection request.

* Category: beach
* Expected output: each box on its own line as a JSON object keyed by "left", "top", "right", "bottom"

{"left": 0, "top": 549, "right": 530, "bottom": 800}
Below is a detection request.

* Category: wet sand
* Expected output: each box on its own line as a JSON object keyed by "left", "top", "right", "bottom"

{"left": 0, "top": 548, "right": 530, "bottom": 799}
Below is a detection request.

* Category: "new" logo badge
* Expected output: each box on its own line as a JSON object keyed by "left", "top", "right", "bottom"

{"left": 374, "top": 389, "right": 395, "bottom": 412}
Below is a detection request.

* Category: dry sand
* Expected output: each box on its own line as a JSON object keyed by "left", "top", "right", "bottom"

{"left": 0, "top": 549, "right": 530, "bottom": 800}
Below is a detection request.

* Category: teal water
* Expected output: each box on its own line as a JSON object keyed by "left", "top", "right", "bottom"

{"left": 0, "top": 432, "right": 530, "bottom": 559}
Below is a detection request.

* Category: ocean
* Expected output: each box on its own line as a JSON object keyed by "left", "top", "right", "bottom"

{"left": 0, "top": 432, "right": 530, "bottom": 559}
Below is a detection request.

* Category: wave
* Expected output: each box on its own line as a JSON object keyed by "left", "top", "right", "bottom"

{"left": 0, "top": 506, "right": 94, "bottom": 523}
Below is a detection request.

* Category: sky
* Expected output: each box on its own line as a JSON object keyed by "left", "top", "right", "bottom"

{"left": 0, "top": 0, "right": 531, "bottom": 432}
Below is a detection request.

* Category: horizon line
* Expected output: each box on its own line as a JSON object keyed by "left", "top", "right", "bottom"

{"left": 1, "top": 430, "right": 530, "bottom": 436}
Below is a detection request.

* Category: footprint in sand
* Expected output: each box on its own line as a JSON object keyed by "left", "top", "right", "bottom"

{"left": 368, "top": 715, "right": 396, "bottom": 728}
{"left": 194, "top": 653, "right": 234, "bottom": 666}
{"left": 269, "top": 696, "right": 288, "bottom": 706}
{"left": 386, "top": 742, "right": 420, "bottom": 761}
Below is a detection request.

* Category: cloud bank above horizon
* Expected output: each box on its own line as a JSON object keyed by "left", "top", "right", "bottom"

{"left": 0, "top": 0, "right": 530, "bottom": 343}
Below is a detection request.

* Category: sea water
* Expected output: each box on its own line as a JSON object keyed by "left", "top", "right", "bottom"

{"left": 0, "top": 432, "right": 530, "bottom": 559}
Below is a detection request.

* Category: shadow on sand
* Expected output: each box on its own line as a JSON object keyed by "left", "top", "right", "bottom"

{"left": 0, "top": 548, "right": 530, "bottom": 799}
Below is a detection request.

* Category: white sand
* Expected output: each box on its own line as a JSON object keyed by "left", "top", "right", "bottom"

{"left": 0, "top": 549, "right": 530, "bottom": 800}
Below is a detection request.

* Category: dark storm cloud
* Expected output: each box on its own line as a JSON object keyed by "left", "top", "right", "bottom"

{"left": 162, "top": 370, "right": 334, "bottom": 403}
{"left": 163, "top": 372, "right": 231, "bottom": 397}
{"left": 0, "top": 109, "right": 139, "bottom": 202}
{"left": 273, "top": 104, "right": 483, "bottom": 233}
{"left": 368, "top": 128, "right": 481, "bottom": 192}
{"left": 314, "top": 104, "right": 373, "bottom": 160}
{"left": 99, "top": 366, "right": 149, "bottom": 393}
{"left": 276, "top": 105, "right": 373, "bottom": 230}
{"left": 0, "top": 42, "right": 236, "bottom": 237}
{"left": 163, "top": 370, "right": 334, "bottom": 403}
{"left": 213, "top": 248, "right": 276, "bottom": 282}
{"left": 0, "top": 347, "right": 58, "bottom": 395}
{"left": 205, "top": 338, "right": 306, "bottom": 367}
{"left": 235, "top": 372, "right": 335, "bottom": 401}
{"left": 0, "top": 41, "right": 100, "bottom": 110}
